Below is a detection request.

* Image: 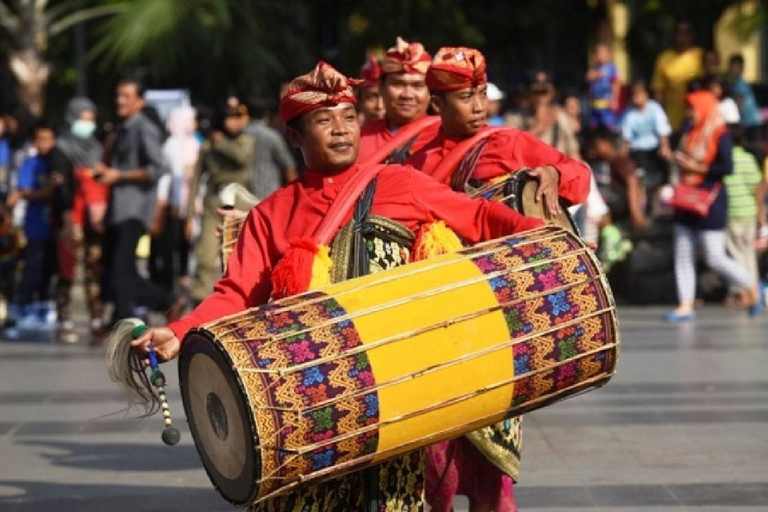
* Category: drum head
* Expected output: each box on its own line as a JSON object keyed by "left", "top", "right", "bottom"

{"left": 179, "top": 331, "right": 259, "bottom": 505}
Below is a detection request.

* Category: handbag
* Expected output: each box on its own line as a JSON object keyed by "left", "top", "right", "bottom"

{"left": 669, "top": 182, "right": 722, "bottom": 217}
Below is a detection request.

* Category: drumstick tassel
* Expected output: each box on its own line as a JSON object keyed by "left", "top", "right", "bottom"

{"left": 271, "top": 237, "right": 332, "bottom": 299}
{"left": 106, "top": 319, "right": 181, "bottom": 446}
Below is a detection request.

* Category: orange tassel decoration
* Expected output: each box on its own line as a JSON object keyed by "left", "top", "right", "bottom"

{"left": 271, "top": 238, "right": 318, "bottom": 300}
{"left": 270, "top": 238, "right": 333, "bottom": 300}
{"left": 412, "top": 221, "right": 464, "bottom": 261}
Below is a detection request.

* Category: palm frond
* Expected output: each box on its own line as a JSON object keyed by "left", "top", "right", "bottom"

{"left": 90, "top": 0, "right": 231, "bottom": 66}
{"left": 0, "top": 1, "right": 19, "bottom": 35}
{"left": 48, "top": 3, "right": 128, "bottom": 37}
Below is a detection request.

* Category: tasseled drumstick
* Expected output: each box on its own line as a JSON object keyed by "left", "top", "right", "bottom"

{"left": 106, "top": 318, "right": 181, "bottom": 446}
{"left": 131, "top": 323, "right": 181, "bottom": 446}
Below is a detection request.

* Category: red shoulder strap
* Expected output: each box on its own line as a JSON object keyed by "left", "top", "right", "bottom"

{"left": 312, "top": 116, "right": 440, "bottom": 245}
{"left": 313, "top": 164, "right": 387, "bottom": 245}
{"left": 358, "top": 116, "right": 441, "bottom": 166}
{"left": 430, "top": 127, "right": 507, "bottom": 185}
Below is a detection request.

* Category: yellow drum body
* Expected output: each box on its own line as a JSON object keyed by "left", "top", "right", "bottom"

{"left": 179, "top": 226, "right": 619, "bottom": 505}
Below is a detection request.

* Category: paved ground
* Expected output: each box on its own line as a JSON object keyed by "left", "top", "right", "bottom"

{"left": 1, "top": 306, "right": 767, "bottom": 512}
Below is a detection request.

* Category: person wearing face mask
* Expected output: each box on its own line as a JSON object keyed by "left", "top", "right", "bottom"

{"left": 186, "top": 99, "right": 256, "bottom": 304}
{"left": 56, "top": 97, "right": 107, "bottom": 343}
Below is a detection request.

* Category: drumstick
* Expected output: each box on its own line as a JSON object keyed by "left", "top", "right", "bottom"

{"left": 131, "top": 324, "right": 181, "bottom": 446}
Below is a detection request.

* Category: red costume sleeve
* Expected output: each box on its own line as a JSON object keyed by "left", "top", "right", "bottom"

{"left": 406, "top": 170, "right": 544, "bottom": 243}
{"left": 168, "top": 209, "right": 274, "bottom": 340}
{"left": 474, "top": 130, "right": 591, "bottom": 205}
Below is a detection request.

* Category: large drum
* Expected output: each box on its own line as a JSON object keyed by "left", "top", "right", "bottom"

{"left": 179, "top": 226, "right": 619, "bottom": 506}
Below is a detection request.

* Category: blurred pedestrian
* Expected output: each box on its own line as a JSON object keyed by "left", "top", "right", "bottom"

{"left": 651, "top": 19, "right": 704, "bottom": 133}
{"left": 0, "top": 116, "right": 12, "bottom": 195}
{"left": 705, "top": 74, "right": 740, "bottom": 126}
{"left": 355, "top": 56, "right": 386, "bottom": 127}
{"left": 160, "top": 106, "right": 200, "bottom": 289}
{"left": 486, "top": 82, "right": 506, "bottom": 126}
{"left": 187, "top": 100, "right": 255, "bottom": 304}
{"left": 100, "top": 75, "right": 182, "bottom": 326}
{"left": 244, "top": 96, "right": 298, "bottom": 198}
{"left": 563, "top": 90, "right": 585, "bottom": 141}
{"left": 703, "top": 49, "right": 722, "bottom": 77}
{"left": 727, "top": 54, "right": 764, "bottom": 161}
{"left": 666, "top": 90, "right": 757, "bottom": 321}
{"left": 0, "top": 202, "right": 22, "bottom": 326}
{"left": 588, "top": 128, "right": 648, "bottom": 231}
{"left": 724, "top": 125, "right": 765, "bottom": 311}
{"left": 586, "top": 41, "right": 620, "bottom": 130}
{"left": 5, "top": 122, "right": 58, "bottom": 328}
{"left": 620, "top": 79, "right": 672, "bottom": 196}
{"left": 509, "top": 74, "right": 580, "bottom": 159}
{"left": 56, "top": 97, "right": 107, "bottom": 343}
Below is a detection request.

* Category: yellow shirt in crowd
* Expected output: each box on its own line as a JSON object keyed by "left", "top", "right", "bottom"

{"left": 651, "top": 47, "right": 704, "bottom": 131}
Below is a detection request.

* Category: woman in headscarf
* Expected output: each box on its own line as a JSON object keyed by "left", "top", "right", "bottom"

{"left": 57, "top": 97, "right": 107, "bottom": 343}
{"left": 666, "top": 89, "right": 757, "bottom": 321}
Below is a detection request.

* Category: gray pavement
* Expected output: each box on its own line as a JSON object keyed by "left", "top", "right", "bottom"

{"left": 1, "top": 306, "right": 767, "bottom": 511}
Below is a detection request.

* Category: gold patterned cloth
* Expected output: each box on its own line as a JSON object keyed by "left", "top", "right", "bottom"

{"left": 279, "top": 61, "right": 362, "bottom": 123}
{"left": 466, "top": 417, "right": 523, "bottom": 480}
{"left": 380, "top": 37, "right": 432, "bottom": 75}
{"left": 425, "top": 47, "right": 487, "bottom": 92}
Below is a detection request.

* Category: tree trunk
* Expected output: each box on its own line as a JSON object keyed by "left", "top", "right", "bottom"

{"left": 9, "top": 50, "right": 50, "bottom": 118}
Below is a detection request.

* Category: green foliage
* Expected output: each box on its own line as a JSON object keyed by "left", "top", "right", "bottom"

{"left": 89, "top": 0, "right": 313, "bottom": 102}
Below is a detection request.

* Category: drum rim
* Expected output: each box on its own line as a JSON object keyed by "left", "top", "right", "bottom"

{"left": 507, "top": 171, "right": 581, "bottom": 235}
{"left": 506, "top": 171, "right": 620, "bottom": 375}
{"left": 179, "top": 329, "right": 260, "bottom": 506}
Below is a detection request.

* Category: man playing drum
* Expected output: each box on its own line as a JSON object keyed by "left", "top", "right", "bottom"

{"left": 406, "top": 47, "right": 591, "bottom": 512}
{"left": 132, "top": 61, "right": 544, "bottom": 511}
{"left": 408, "top": 46, "right": 590, "bottom": 215}
{"left": 357, "top": 37, "right": 441, "bottom": 164}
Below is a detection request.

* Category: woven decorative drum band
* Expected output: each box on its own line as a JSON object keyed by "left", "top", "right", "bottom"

{"left": 186, "top": 225, "right": 618, "bottom": 504}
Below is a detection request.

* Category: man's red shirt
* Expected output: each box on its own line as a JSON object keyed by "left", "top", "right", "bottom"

{"left": 168, "top": 164, "right": 543, "bottom": 339}
{"left": 407, "top": 127, "right": 591, "bottom": 205}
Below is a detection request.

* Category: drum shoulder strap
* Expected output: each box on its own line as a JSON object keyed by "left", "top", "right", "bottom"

{"left": 450, "top": 138, "right": 490, "bottom": 192}
{"left": 386, "top": 135, "right": 418, "bottom": 164}
{"left": 329, "top": 179, "right": 378, "bottom": 282}
{"left": 329, "top": 180, "right": 416, "bottom": 282}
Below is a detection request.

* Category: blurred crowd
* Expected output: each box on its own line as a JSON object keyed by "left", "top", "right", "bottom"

{"left": 1, "top": 19, "right": 767, "bottom": 344}
{"left": 487, "top": 19, "right": 767, "bottom": 318}
{"left": 0, "top": 76, "right": 297, "bottom": 343}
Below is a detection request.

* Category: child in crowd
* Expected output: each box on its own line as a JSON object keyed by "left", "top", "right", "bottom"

{"left": 5, "top": 123, "right": 57, "bottom": 329}
{"left": 620, "top": 79, "right": 672, "bottom": 200}
{"left": 586, "top": 42, "right": 620, "bottom": 130}
{"left": 723, "top": 126, "right": 766, "bottom": 313}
